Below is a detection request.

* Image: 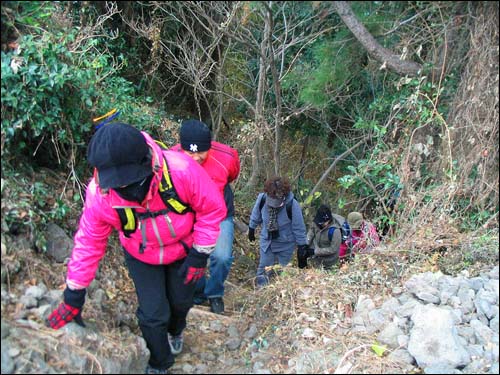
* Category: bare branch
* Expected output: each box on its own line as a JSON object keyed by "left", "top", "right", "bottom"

{"left": 332, "top": 1, "right": 423, "bottom": 76}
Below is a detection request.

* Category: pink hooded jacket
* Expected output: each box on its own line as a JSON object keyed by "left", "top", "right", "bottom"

{"left": 350, "top": 221, "right": 380, "bottom": 254}
{"left": 66, "top": 132, "right": 226, "bottom": 290}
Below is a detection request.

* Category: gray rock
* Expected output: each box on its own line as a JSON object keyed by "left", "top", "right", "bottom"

{"left": 484, "top": 343, "right": 499, "bottom": 363}
{"left": 467, "top": 344, "right": 485, "bottom": 359}
{"left": 408, "top": 304, "right": 470, "bottom": 368}
{"left": 195, "top": 363, "right": 209, "bottom": 374}
{"left": 91, "top": 288, "right": 106, "bottom": 307}
{"left": 405, "top": 273, "right": 441, "bottom": 304}
{"left": 490, "top": 313, "right": 499, "bottom": 333}
{"left": 487, "top": 266, "right": 499, "bottom": 280}
{"left": 423, "top": 364, "right": 463, "bottom": 374}
{"left": 457, "top": 325, "right": 476, "bottom": 344}
{"left": 463, "top": 359, "right": 490, "bottom": 374}
{"left": 397, "top": 334, "right": 409, "bottom": 348}
{"left": 378, "top": 322, "right": 405, "bottom": 348}
{"left": 209, "top": 320, "right": 224, "bottom": 332}
{"left": 387, "top": 349, "right": 415, "bottom": 365}
{"left": 1, "top": 320, "right": 11, "bottom": 339}
{"left": 45, "top": 223, "right": 74, "bottom": 263}
{"left": 225, "top": 337, "right": 241, "bottom": 350}
{"left": 245, "top": 323, "right": 258, "bottom": 339}
{"left": 397, "top": 299, "right": 422, "bottom": 318}
{"left": 457, "top": 287, "right": 475, "bottom": 314}
{"left": 19, "top": 295, "right": 38, "bottom": 308}
{"left": 381, "top": 297, "right": 401, "bottom": 315}
{"left": 489, "top": 362, "right": 499, "bottom": 374}
{"left": 40, "top": 289, "right": 63, "bottom": 305}
{"left": 293, "top": 349, "right": 340, "bottom": 374}
{"left": 182, "top": 363, "right": 194, "bottom": 373}
{"left": 7, "top": 347, "right": 20, "bottom": 358}
{"left": 368, "top": 309, "right": 388, "bottom": 331}
{"left": 468, "top": 277, "right": 484, "bottom": 292}
{"left": 470, "top": 319, "right": 495, "bottom": 345}
{"left": 1, "top": 343, "right": 15, "bottom": 374}
{"left": 227, "top": 324, "right": 240, "bottom": 338}
{"left": 25, "top": 284, "right": 47, "bottom": 300}
{"left": 200, "top": 352, "right": 216, "bottom": 361}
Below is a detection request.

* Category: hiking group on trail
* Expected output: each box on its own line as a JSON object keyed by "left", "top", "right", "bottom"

{"left": 47, "top": 118, "right": 381, "bottom": 374}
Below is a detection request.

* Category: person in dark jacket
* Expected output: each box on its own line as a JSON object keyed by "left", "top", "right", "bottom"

{"left": 303, "top": 204, "right": 350, "bottom": 269}
{"left": 248, "top": 176, "right": 308, "bottom": 287}
{"left": 171, "top": 119, "right": 241, "bottom": 314}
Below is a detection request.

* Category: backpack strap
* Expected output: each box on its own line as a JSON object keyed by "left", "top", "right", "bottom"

{"left": 328, "top": 226, "right": 335, "bottom": 242}
{"left": 259, "top": 194, "right": 266, "bottom": 212}
{"left": 158, "top": 155, "right": 192, "bottom": 214}
{"left": 286, "top": 200, "right": 293, "bottom": 221}
{"left": 341, "top": 221, "right": 351, "bottom": 243}
{"left": 328, "top": 223, "right": 352, "bottom": 244}
{"left": 116, "top": 207, "right": 137, "bottom": 238}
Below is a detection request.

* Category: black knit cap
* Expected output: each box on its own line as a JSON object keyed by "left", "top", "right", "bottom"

{"left": 87, "top": 123, "right": 152, "bottom": 189}
{"left": 314, "top": 204, "right": 333, "bottom": 227}
{"left": 180, "top": 119, "right": 212, "bottom": 152}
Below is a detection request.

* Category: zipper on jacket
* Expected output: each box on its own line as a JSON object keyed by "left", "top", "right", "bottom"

{"left": 163, "top": 213, "right": 176, "bottom": 238}
{"left": 147, "top": 202, "right": 165, "bottom": 264}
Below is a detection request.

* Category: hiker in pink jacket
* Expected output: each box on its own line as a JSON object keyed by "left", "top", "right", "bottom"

{"left": 347, "top": 212, "right": 380, "bottom": 254}
{"left": 47, "top": 123, "right": 226, "bottom": 374}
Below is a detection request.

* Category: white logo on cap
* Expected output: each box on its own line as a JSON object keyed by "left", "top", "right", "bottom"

{"left": 189, "top": 144, "right": 198, "bottom": 152}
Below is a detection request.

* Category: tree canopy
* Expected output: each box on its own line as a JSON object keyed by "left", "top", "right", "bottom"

{"left": 1, "top": 1, "right": 498, "bottom": 236}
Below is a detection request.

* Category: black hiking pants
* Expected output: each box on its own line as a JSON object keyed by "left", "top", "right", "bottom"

{"left": 123, "top": 250, "right": 196, "bottom": 370}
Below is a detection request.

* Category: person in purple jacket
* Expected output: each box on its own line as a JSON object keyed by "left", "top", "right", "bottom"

{"left": 248, "top": 176, "right": 308, "bottom": 288}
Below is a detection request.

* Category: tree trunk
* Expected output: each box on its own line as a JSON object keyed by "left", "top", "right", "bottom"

{"left": 247, "top": 14, "right": 271, "bottom": 188}
{"left": 298, "top": 135, "right": 310, "bottom": 182}
{"left": 212, "top": 44, "right": 225, "bottom": 140}
{"left": 265, "top": 4, "right": 283, "bottom": 176}
{"left": 332, "top": 1, "right": 422, "bottom": 76}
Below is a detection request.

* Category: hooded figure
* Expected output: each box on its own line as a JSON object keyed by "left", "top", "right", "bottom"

{"left": 305, "top": 204, "right": 351, "bottom": 269}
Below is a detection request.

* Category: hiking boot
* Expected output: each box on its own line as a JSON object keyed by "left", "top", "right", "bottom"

{"left": 168, "top": 332, "right": 184, "bottom": 355}
{"left": 193, "top": 296, "right": 208, "bottom": 306}
{"left": 145, "top": 364, "right": 168, "bottom": 374}
{"left": 209, "top": 297, "right": 224, "bottom": 314}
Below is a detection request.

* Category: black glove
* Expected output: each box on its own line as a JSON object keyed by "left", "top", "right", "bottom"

{"left": 297, "top": 244, "right": 312, "bottom": 269}
{"left": 248, "top": 227, "right": 255, "bottom": 242}
{"left": 47, "top": 287, "right": 86, "bottom": 329}
{"left": 179, "top": 247, "right": 209, "bottom": 285}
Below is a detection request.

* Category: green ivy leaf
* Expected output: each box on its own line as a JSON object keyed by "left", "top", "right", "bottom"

{"left": 371, "top": 343, "right": 387, "bottom": 357}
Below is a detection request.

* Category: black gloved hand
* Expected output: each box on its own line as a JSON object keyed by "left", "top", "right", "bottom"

{"left": 297, "top": 244, "right": 311, "bottom": 269}
{"left": 248, "top": 228, "right": 255, "bottom": 242}
{"left": 179, "top": 247, "right": 209, "bottom": 285}
{"left": 47, "top": 287, "right": 86, "bottom": 329}
{"left": 297, "top": 244, "right": 312, "bottom": 258}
